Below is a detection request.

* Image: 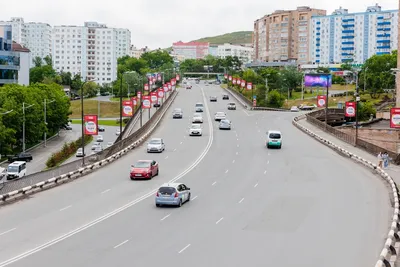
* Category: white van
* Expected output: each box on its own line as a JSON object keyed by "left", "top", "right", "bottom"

{"left": 266, "top": 130, "right": 282, "bottom": 149}
{"left": 7, "top": 161, "right": 27, "bottom": 180}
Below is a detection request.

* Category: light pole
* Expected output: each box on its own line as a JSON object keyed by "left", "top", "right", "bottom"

{"left": 80, "top": 79, "right": 89, "bottom": 165}
{"left": 22, "top": 102, "right": 35, "bottom": 152}
{"left": 44, "top": 99, "right": 55, "bottom": 147}
{"left": 354, "top": 71, "right": 359, "bottom": 146}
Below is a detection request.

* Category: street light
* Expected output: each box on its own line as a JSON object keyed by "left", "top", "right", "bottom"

{"left": 22, "top": 102, "right": 35, "bottom": 152}
{"left": 119, "top": 71, "right": 135, "bottom": 134}
{"left": 44, "top": 99, "right": 55, "bottom": 147}
{"left": 80, "top": 78, "right": 89, "bottom": 165}
{"left": 354, "top": 71, "right": 360, "bottom": 147}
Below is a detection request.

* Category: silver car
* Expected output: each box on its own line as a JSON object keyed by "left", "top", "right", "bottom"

{"left": 91, "top": 142, "right": 101, "bottom": 150}
{"left": 195, "top": 103, "right": 204, "bottom": 112}
{"left": 219, "top": 119, "right": 232, "bottom": 130}
{"left": 76, "top": 148, "right": 85, "bottom": 157}
{"left": 172, "top": 108, "right": 183, "bottom": 118}
{"left": 189, "top": 124, "right": 202, "bottom": 136}
{"left": 192, "top": 113, "right": 203, "bottom": 123}
{"left": 147, "top": 138, "right": 165, "bottom": 153}
{"left": 214, "top": 112, "right": 226, "bottom": 121}
{"left": 155, "top": 183, "right": 191, "bottom": 207}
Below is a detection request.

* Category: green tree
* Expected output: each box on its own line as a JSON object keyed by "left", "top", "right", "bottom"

{"left": 358, "top": 101, "right": 376, "bottom": 121}
{"left": 60, "top": 71, "right": 72, "bottom": 86}
{"left": 33, "top": 56, "right": 42, "bottom": 67}
{"left": 256, "top": 67, "right": 280, "bottom": 89}
{"left": 140, "top": 50, "right": 173, "bottom": 69}
{"left": 81, "top": 81, "right": 98, "bottom": 98}
{"left": 44, "top": 55, "right": 52, "bottom": 66}
{"left": 266, "top": 90, "right": 285, "bottom": 108}
{"left": 341, "top": 63, "right": 353, "bottom": 71}
{"left": 316, "top": 67, "right": 330, "bottom": 74}
{"left": 255, "top": 84, "right": 267, "bottom": 106}
{"left": 29, "top": 65, "right": 57, "bottom": 84}
{"left": 278, "top": 66, "right": 302, "bottom": 98}
{"left": 71, "top": 74, "right": 83, "bottom": 92}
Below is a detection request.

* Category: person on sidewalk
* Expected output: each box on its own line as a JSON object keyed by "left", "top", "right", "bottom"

{"left": 377, "top": 152, "right": 383, "bottom": 168}
{"left": 383, "top": 152, "right": 390, "bottom": 169}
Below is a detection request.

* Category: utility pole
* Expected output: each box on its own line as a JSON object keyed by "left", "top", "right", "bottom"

{"left": 355, "top": 71, "right": 360, "bottom": 146}
{"left": 44, "top": 99, "right": 55, "bottom": 147}
{"left": 80, "top": 79, "right": 88, "bottom": 166}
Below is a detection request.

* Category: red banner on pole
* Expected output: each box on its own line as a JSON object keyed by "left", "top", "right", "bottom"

{"left": 144, "top": 84, "right": 149, "bottom": 91}
{"left": 167, "top": 82, "right": 172, "bottom": 91}
{"left": 176, "top": 74, "right": 180, "bottom": 81}
{"left": 237, "top": 79, "right": 241, "bottom": 85}
{"left": 84, "top": 115, "right": 98, "bottom": 135}
{"left": 224, "top": 74, "right": 228, "bottom": 79}
{"left": 163, "top": 84, "right": 168, "bottom": 92}
{"left": 390, "top": 108, "right": 400, "bottom": 128}
{"left": 137, "top": 91, "right": 142, "bottom": 100}
{"left": 241, "top": 80, "right": 246, "bottom": 88}
{"left": 228, "top": 76, "right": 232, "bottom": 81}
{"left": 150, "top": 92, "right": 158, "bottom": 103}
{"left": 122, "top": 100, "right": 133, "bottom": 117}
{"left": 317, "top": 95, "right": 326, "bottom": 107}
{"left": 246, "top": 82, "right": 252, "bottom": 91}
{"left": 253, "top": 98, "right": 256, "bottom": 107}
{"left": 142, "top": 95, "right": 151, "bottom": 109}
{"left": 157, "top": 88, "right": 164, "bottom": 98}
{"left": 232, "top": 78, "right": 237, "bottom": 85}
{"left": 157, "top": 74, "right": 161, "bottom": 81}
{"left": 171, "top": 78, "right": 176, "bottom": 86}
{"left": 131, "top": 96, "right": 137, "bottom": 106}
{"left": 345, "top": 102, "right": 356, "bottom": 117}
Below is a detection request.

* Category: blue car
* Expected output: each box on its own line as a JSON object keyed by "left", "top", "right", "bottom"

{"left": 155, "top": 183, "right": 191, "bottom": 207}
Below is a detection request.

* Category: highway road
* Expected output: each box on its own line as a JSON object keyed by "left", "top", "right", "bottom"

{"left": 0, "top": 84, "right": 390, "bottom": 267}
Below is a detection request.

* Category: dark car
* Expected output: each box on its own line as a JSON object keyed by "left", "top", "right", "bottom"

{"left": 8, "top": 152, "right": 33, "bottom": 163}
{"left": 222, "top": 94, "right": 229, "bottom": 100}
{"left": 98, "top": 126, "right": 105, "bottom": 132}
{"left": 153, "top": 102, "right": 161, "bottom": 107}
{"left": 62, "top": 124, "right": 72, "bottom": 130}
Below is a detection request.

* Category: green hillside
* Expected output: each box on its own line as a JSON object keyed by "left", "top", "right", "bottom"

{"left": 191, "top": 31, "right": 253, "bottom": 45}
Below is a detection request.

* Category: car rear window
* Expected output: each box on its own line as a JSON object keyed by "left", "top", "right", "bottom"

{"left": 195, "top": 104, "right": 203, "bottom": 107}
{"left": 269, "top": 133, "right": 281, "bottom": 139}
{"left": 158, "top": 187, "right": 176, "bottom": 195}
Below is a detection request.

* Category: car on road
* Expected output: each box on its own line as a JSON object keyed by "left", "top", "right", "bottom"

{"left": 8, "top": 152, "right": 33, "bottom": 163}
{"left": 210, "top": 96, "right": 217, "bottom": 102}
{"left": 96, "top": 135, "right": 104, "bottom": 142}
{"left": 186, "top": 84, "right": 192, "bottom": 89}
{"left": 153, "top": 100, "right": 161, "bottom": 107}
{"left": 92, "top": 142, "right": 101, "bottom": 150}
{"left": 299, "top": 104, "right": 316, "bottom": 111}
{"left": 76, "top": 147, "right": 85, "bottom": 157}
{"left": 116, "top": 129, "right": 121, "bottom": 136}
{"left": 107, "top": 142, "right": 113, "bottom": 148}
{"left": 192, "top": 113, "right": 203, "bottom": 123}
{"left": 130, "top": 160, "right": 159, "bottom": 180}
{"left": 172, "top": 108, "right": 183, "bottom": 119}
{"left": 222, "top": 94, "right": 229, "bottom": 100}
{"left": 219, "top": 119, "right": 232, "bottom": 130}
{"left": 227, "top": 102, "right": 236, "bottom": 110}
{"left": 62, "top": 124, "right": 72, "bottom": 130}
{"left": 6, "top": 161, "right": 26, "bottom": 180}
{"left": 195, "top": 103, "right": 204, "bottom": 112}
{"left": 147, "top": 138, "right": 165, "bottom": 153}
{"left": 189, "top": 124, "right": 202, "bottom": 136}
{"left": 155, "top": 183, "right": 191, "bottom": 207}
{"left": 290, "top": 106, "right": 300, "bottom": 112}
{"left": 98, "top": 126, "right": 105, "bottom": 132}
{"left": 266, "top": 130, "right": 282, "bottom": 149}
{"left": 93, "top": 145, "right": 103, "bottom": 153}
{"left": 214, "top": 112, "right": 226, "bottom": 121}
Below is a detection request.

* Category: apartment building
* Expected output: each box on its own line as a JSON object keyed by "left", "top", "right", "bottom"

{"left": 310, "top": 4, "right": 398, "bottom": 64}
{"left": 217, "top": 43, "right": 253, "bottom": 64}
{"left": 172, "top": 41, "right": 209, "bottom": 59}
{"left": 253, "top": 6, "right": 326, "bottom": 64}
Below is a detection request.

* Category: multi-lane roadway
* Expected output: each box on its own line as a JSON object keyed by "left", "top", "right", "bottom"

{"left": 0, "top": 83, "right": 390, "bottom": 267}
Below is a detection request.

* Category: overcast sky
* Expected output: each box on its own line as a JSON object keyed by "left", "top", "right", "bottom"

{"left": 0, "top": 0, "right": 397, "bottom": 49}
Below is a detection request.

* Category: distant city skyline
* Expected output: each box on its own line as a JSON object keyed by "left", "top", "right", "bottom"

{"left": 0, "top": 0, "right": 397, "bottom": 49}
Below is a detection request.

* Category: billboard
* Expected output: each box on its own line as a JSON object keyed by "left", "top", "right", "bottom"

{"left": 317, "top": 95, "right": 326, "bottom": 107}
{"left": 232, "top": 78, "right": 237, "bottom": 85}
{"left": 150, "top": 92, "right": 158, "bottom": 103}
{"left": 241, "top": 80, "right": 246, "bottom": 88}
{"left": 144, "top": 83, "right": 149, "bottom": 91}
{"left": 122, "top": 100, "right": 133, "bottom": 117}
{"left": 142, "top": 95, "right": 151, "bottom": 109}
{"left": 304, "top": 74, "right": 332, "bottom": 87}
{"left": 345, "top": 102, "right": 356, "bottom": 117}
{"left": 83, "top": 115, "right": 98, "bottom": 135}
{"left": 163, "top": 84, "right": 168, "bottom": 92}
{"left": 246, "top": 82, "right": 252, "bottom": 91}
{"left": 390, "top": 108, "right": 400, "bottom": 128}
{"left": 131, "top": 96, "right": 138, "bottom": 106}
{"left": 157, "top": 88, "right": 164, "bottom": 98}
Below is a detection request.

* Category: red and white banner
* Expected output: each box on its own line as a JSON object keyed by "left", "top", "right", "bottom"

{"left": 137, "top": 91, "right": 142, "bottom": 100}
{"left": 246, "top": 82, "right": 252, "bottom": 91}
{"left": 157, "top": 74, "right": 161, "bottom": 81}
{"left": 241, "top": 80, "right": 246, "bottom": 88}
{"left": 150, "top": 92, "right": 158, "bottom": 103}
{"left": 122, "top": 100, "right": 133, "bottom": 117}
{"left": 224, "top": 74, "right": 228, "bottom": 79}
{"left": 163, "top": 84, "right": 168, "bottom": 92}
{"left": 253, "top": 98, "right": 256, "bottom": 107}
{"left": 390, "top": 108, "right": 400, "bottom": 128}
{"left": 84, "top": 115, "right": 98, "bottom": 135}
{"left": 237, "top": 79, "right": 241, "bottom": 85}
{"left": 167, "top": 82, "right": 172, "bottom": 91}
{"left": 157, "top": 88, "right": 165, "bottom": 98}
{"left": 345, "top": 102, "right": 356, "bottom": 117}
{"left": 228, "top": 76, "right": 232, "bottom": 81}
{"left": 171, "top": 78, "right": 176, "bottom": 86}
{"left": 232, "top": 78, "right": 237, "bottom": 85}
{"left": 176, "top": 74, "right": 180, "bottom": 81}
{"left": 131, "top": 96, "right": 138, "bottom": 106}
{"left": 152, "top": 77, "right": 156, "bottom": 83}
{"left": 142, "top": 95, "right": 151, "bottom": 109}
{"left": 144, "top": 84, "right": 149, "bottom": 91}
{"left": 317, "top": 95, "right": 326, "bottom": 107}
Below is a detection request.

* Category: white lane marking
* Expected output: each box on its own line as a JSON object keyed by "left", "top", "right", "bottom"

{"left": 216, "top": 217, "right": 224, "bottom": 224}
{"left": 178, "top": 244, "right": 191, "bottom": 254}
{"left": 225, "top": 169, "right": 229, "bottom": 173}
{"left": 0, "top": 87, "right": 215, "bottom": 267}
{"left": 237, "top": 138, "right": 239, "bottom": 141}
{"left": 212, "top": 182, "right": 217, "bottom": 186}
{"left": 267, "top": 161, "right": 270, "bottom": 164}
{"left": 192, "top": 196, "right": 198, "bottom": 200}
{"left": 254, "top": 183, "right": 258, "bottom": 188}
{"left": 258, "top": 130, "right": 260, "bottom": 133}
{"left": 268, "top": 153, "right": 271, "bottom": 156}
{"left": 256, "top": 122, "right": 258, "bottom": 125}
{"left": 237, "top": 144, "right": 239, "bottom": 147}
{"left": 264, "top": 170, "right": 267, "bottom": 175}
{"left": 180, "top": 142, "right": 183, "bottom": 145}
{"left": 161, "top": 214, "right": 171, "bottom": 221}
{"left": 236, "top": 152, "right": 238, "bottom": 155}
{"left": 173, "top": 148, "right": 177, "bottom": 152}
{"left": 183, "top": 135, "right": 186, "bottom": 138}
{"left": 232, "top": 160, "right": 235, "bottom": 164}
{"left": 114, "top": 240, "right": 129, "bottom": 249}
{"left": 101, "top": 189, "right": 111, "bottom": 194}
{"left": 59, "top": 205, "right": 72, "bottom": 212}
{"left": 239, "top": 198, "right": 244, "bottom": 204}
{"left": 242, "top": 109, "right": 251, "bottom": 116}
{"left": 0, "top": 228, "right": 16, "bottom": 237}
{"left": 165, "top": 156, "right": 169, "bottom": 159}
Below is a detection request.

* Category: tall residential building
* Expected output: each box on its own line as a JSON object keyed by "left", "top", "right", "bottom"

{"left": 216, "top": 43, "right": 254, "bottom": 64}
{"left": 253, "top": 6, "right": 326, "bottom": 64}
{"left": 310, "top": 4, "right": 398, "bottom": 64}
{"left": 172, "top": 41, "right": 209, "bottom": 59}
{"left": 52, "top": 22, "right": 131, "bottom": 84}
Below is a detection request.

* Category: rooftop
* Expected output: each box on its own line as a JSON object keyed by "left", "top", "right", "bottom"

{"left": 12, "top": 42, "right": 30, "bottom": 52}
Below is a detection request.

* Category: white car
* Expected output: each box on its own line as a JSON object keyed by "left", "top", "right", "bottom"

{"left": 107, "top": 142, "right": 113, "bottom": 148}
{"left": 290, "top": 106, "right": 300, "bottom": 112}
{"left": 214, "top": 112, "right": 226, "bottom": 121}
{"left": 195, "top": 103, "right": 204, "bottom": 112}
{"left": 192, "top": 113, "right": 203, "bottom": 123}
{"left": 91, "top": 142, "right": 101, "bottom": 150}
{"left": 76, "top": 147, "right": 85, "bottom": 157}
{"left": 96, "top": 135, "right": 104, "bottom": 142}
{"left": 116, "top": 129, "right": 121, "bottom": 136}
{"left": 189, "top": 124, "right": 202, "bottom": 136}
{"left": 147, "top": 138, "right": 165, "bottom": 153}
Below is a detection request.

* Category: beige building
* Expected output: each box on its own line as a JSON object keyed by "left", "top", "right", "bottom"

{"left": 253, "top": 6, "right": 326, "bottom": 64}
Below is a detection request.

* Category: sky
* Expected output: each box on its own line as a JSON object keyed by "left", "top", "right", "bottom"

{"left": 0, "top": 0, "right": 397, "bottom": 49}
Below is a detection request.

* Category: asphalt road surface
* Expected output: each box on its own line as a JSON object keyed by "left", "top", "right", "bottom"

{"left": 0, "top": 84, "right": 390, "bottom": 267}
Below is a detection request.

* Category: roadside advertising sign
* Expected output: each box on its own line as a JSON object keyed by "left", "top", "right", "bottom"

{"left": 157, "top": 88, "right": 164, "bottom": 98}
{"left": 246, "top": 82, "right": 252, "bottom": 91}
{"left": 137, "top": 91, "right": 142, "bottom": 100}
{"left": 176, "top": 74, "right": 180, "bottom": 81}
{"left": 142, "top": 96, "right": 151, "bottom": 109}
{"left": 232, "top": 78, "right": 237, "bottom": 85}
{"left": 157, "top": 74, "right": 161, "bottom": 81}
{"left": 84, "top": 115, "right": 98, "bottom": 135}
{"left": 390, "top": 108, "right": 400, "bottom": 128}
{"left": 167, "top": 82, "right": 172, "bottom": 91}
{"left": 163, "top": 84, "right": 168, "bottom": 92}
{"left": 345, "top": 102, "right": 356, "bottom": 117}
{"left": 253, "top": 97, "right": 256, "bottom": 107}
{"left": 224, "top": 74, "right": 228, "bottom": 79}
{"left": 171, "top": 78, "right": 176, "bottom": 86}
{"left": 241, "top": 80, "right": 246, "bottom": 88}
{"left": 317, "top": 95, "right": 326, "bottom": 107}
{"left": 144, "top": 84, "right": 149, "bottom": 91}
{"left": 237, "top": 78, "right": 241, "bottom": 85}
{"left": 122, "top": 100, "right": 133, "bottom": 117}
{"left": 150, "top": 92, "right": 158, "bottom": 103}
{"left": 228, "top": 76, "right": 232, "bottom": 81}
{"left": 131, "top": 96, "right": 138, "bottom": 106}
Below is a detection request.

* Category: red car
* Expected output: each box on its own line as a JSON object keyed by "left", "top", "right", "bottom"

{"left": 186, "top": 85, "right": 192, "bottom": 89}
{"left": 130, "top": 160, "right": 159, "bottom": 180}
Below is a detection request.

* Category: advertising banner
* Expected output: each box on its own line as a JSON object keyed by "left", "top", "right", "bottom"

{"left": 171, "top": 78, "right": 176, "bottom": 86}
{"left": 167, "top": 82, "right": 172, "bottom": 91}
{"left": 144, "top": 84, "right": 149, "bottom": 91}
{"left": 345, "top": 102, "right": 356, "bottom": 117}
{"left": 84, "top": 115, "right": 98, "bottom": 135}
{"left": 241, "top": 80, "right": 246, "bottom": 88}
{"left": 137, "top": 91, "right": 142, "bottom": 100}
{"left": 228, "top": 76, "right": 232, "bottom": 81}
{"left": 246, "top": 82, "right": 252, "bottom": 91}
{"left": 157, "top": 88, "right": 165, "bottom": 98}
{"left": 232, "top": 78, "right": 237, "bottom": 85}
{"left": 237, "top": 79, "right": 241, "bottom": 85}
{"left": 122, "top": 100, "right": 133, "bottom": 117}
{"left": 317, "top": 95, "right": 326, "bottom": 107}
{"left": 150, "top": 92, "right": 158, "bottom": 103}
{"left": 253, "top": 97, "right": 256, "bottom": 107}
{"left": 163, "top": 84, "right": 168, "bottom": 92}
{"left": 131, "top": 96, "right": 138, "bottom": 106}
{"left": 176, "top": 74, "right": 180, "bottom": 81}
{"left": 142, "top": 96, "right": 151, "bottom": 109}
{"left": 224, "top": 74, "right": 228, "bottom": 79}
{"left": 157, "top": 73, "right": 161, "bottom": 81}
{"left": 390, "top": 108, "right": 400, "bottom": 128}
{"left": 304, "top": 74, "right": 332, "bottom": 87}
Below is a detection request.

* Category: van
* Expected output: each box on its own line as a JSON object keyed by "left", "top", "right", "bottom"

{"left": 6, "top": 161, "right": 27, "bottom": 180}
{"left": 266, "top": 130, "right": 282, "bottom": 149}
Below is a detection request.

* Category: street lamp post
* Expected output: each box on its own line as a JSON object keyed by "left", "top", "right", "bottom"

{"left": 119, "top": 75, "right": 123, "bottom": 135}
{"left": 354, "top": 71, "right": 360, "bottom": 146}
{"left": 22, "top": 102, "right": 35, "bottom": 152}
{"left": 44, "top": 99, "right": 55, "bottom": 147}
{"left": 80, "top": 79, "right": 88, "bottom": 165}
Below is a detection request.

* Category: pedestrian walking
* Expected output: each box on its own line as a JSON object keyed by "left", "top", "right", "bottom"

{"left": 378, "top": 152, "right": 383, "bottom": 168}
{"left": 383, "top": 152, "right": 390, "bottom": 168}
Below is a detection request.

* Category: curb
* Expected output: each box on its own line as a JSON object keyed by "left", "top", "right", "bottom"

{"left": 0, "top": 90, "right": 179, "bottom": 205}
{"left": 292, "top": 114, "right": 399, "bottom": 267}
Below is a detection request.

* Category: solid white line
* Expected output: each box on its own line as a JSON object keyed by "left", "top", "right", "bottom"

{"left": 256, "top": 122, "right": 258, "bottom": 125}
{"left": 225, "top": 169, "right": 229, "bottom": 173}
{"left": 268, "top": 153, "right": 271, "bottom": 156}
{"left": 192, "top": 196, "right": 198, "bottom": 200}
{"left": 173, "top": 148, "right": 177, "bottom": 151}
{"left": 264, "top": 170, "right": 267, "bottom": 174}
{"left": 59, "top": 205, "right": 72, "bottom": 212}
{"left": 101, "top": 189, "right": 111, "bottom": 194}
{"left": 216, "top": 217, "right": 224, "bottom": 224}
{"left": 236, "top": 152, "right": 238, "bottom": 155}
{"left": 232, "top": 160, "right": 235, "bottom": 164}
{"left": 114, "top": 240, "right": 129, "bottom": 249}
{"left": 0, "top": 87, "right": 215, "bottom": 267}
{"left": 178, "top": 244, "right": 191, "bottom": 254}
{"left": 212, "top": 181, "right": 217, "bottom": 186}
{"left": 239, "top": 198, "right": 244, "bottom": 204}
{"left": 165, "top": 156, "right": 169, "bottom": 159}
{"left": 237, "top": 138, "right": 239, "bottom": 141}
{"left": 180, "top": 142, "right": 183, "bottom": 145}
{"left": 254, "top": 183, "right": 258, "bottom": 188}
{"left": 0, "top": 228, "right": 16, "bottom": 237}
{"left": 161, "top": 214, "right": 171, "bottom": 221}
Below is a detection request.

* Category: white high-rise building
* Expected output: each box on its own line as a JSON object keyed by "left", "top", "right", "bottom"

{"left": 310, "top": 4, "right": 398, "bottom": 64}
{"left": 216, "top": 43, "right": 254, "bottom": 64}
{"left": 115, "top": 28, "right": 130, "bottom": 59}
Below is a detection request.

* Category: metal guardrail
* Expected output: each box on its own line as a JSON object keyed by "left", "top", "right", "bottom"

{"left": 0, "top": 90, "right": 178, "bottom": 195}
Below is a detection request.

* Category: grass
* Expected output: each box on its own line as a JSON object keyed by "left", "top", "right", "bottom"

{"left": 70, "top": 119, "right": 127, "bottom": 127}
{"left": 70, "top": 100, "right": 120, "bottom": 119}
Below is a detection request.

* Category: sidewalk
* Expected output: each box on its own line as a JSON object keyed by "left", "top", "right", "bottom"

{"left": 297, "top": 119, "right": 400, "bottom": 183}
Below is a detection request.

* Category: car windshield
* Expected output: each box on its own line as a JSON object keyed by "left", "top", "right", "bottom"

{"left": 134, "top": 161, "right": 151, "bottom": 168}
{"left": 191, "top": 125, "right": 201, "bottom": 129}
{"left": 173, "top": 109, "right": 182, "bottom": 113}
{"left": 77, "top": 148, "right": 83, "bottom": 152}
{"left": 229, "top": 103, "right": 235, "bottom": 105}
{"left": 269, "top": 133, "right": 281, "bottom": 139}
{"left": 7, "top": 166, "right": 18, "bottom": 172}
{"left": 195, "top": 104, "right": 203, "bottom": 107}
{"left": 220, "top": 119, "right": 230, "bottom": 124}
{"left": 149, "top": 139, "right": 161, "bottom": 144}
{"left": 158, "top": 187, "right": 176, "bottom": 195}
